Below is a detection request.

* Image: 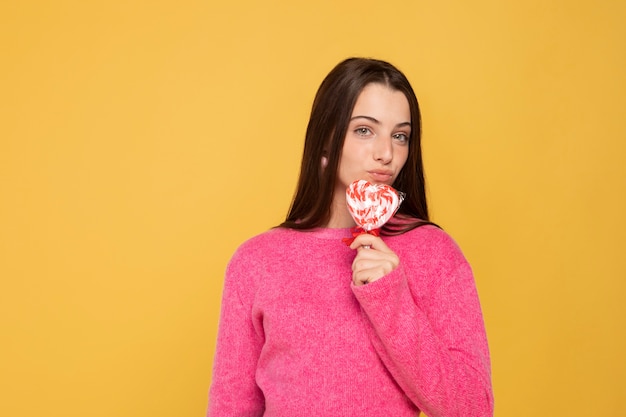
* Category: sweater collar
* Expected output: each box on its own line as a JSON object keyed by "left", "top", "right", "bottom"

{"left": 298, "top": 227, "right": 354, "bottom": 241}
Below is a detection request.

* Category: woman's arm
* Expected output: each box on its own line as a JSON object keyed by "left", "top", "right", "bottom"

{"left": 351, "top": 230, "right": 494, "bottom": 417}
{"left": 208, "top": 248, "right": 265, "bottom": 417}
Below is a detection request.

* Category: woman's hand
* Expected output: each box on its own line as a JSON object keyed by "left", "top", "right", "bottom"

{"left": 349, "top": 234, "right": 400, "bottom": 286}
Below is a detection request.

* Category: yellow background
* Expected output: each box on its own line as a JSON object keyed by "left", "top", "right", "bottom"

{"left": 1, "top": 1, "right": 624, "bottom": 416}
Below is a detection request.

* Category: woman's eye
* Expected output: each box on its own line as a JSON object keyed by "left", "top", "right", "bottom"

{"left": 355, "top": 127, "right": 371, "bottom": 136}
{"left": 393, "top": 133, "right": 409, "bottom": 143}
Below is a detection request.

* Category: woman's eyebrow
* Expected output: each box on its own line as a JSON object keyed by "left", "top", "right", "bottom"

{"left": 350, "top": 115, "right": 380, "bottom": 124}
{"left": 350, "top": 116, "right": 411, "bottom": 129}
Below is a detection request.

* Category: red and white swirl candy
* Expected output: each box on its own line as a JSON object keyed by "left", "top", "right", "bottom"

{"left": 346, "top": 180, "right": 404, "bottom": 232}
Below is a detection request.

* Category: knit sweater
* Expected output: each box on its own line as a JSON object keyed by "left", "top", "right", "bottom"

{"left": 208, "top": 225, "right": 493, "bottom": 417}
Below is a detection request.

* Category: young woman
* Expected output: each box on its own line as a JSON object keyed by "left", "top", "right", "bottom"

{"left": 208, "top": 58, "right": 494, "bottom": 417}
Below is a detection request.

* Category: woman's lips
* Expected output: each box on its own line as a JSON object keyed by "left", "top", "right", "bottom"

{"left": 368, "top": 171, "right": 393, "bottom": 183}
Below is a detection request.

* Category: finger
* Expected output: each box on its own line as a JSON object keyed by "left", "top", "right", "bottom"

{"left": 352, "top": 248, "right": 386, "bottom": 268}
{"left": 353, "top": 266, "right": 387, "bottom": 286}
{"left": 352, "top": 245, "right": 400, "bottom": 276}
{"left": 353, "top": 245, "right": 393, "bottom": 267}
{"left": 349, "top": 234, "right": 391, "bottom": 252}
{"left": 353, "top": 245, "right": 399, "bottom": 266}
{"left": 352, "top": 269, "right": 371, "bottom": 286}
{"left": 352, "top": 256, "right": 395, "bottom": 273}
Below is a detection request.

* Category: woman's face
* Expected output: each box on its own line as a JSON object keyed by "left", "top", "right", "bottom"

{"left": 334, "top": 83, "right": 411, "bottom": 203}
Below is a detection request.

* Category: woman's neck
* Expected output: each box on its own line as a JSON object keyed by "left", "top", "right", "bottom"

{"left": 326, "top": 195, "right": 356, "bottom": 228}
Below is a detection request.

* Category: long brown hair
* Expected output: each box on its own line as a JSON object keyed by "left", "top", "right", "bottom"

{"left": 281, "top": 57, "right": 435, "bottom": 234}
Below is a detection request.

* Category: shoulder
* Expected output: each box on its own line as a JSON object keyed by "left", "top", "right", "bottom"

{"left": 227, "top": 227, "right": 310, "bottom": 271}
{"left": 224, "top": 228, "right": 296, "bottom": 289}
{"left": 397, "top": 223, "right": 461, "bottom": 249}
{"left": 391, "top": 224, "right": 469, "bottom": 270}
{"left": 229, "top": 227, "right": 294, "bottom": 264}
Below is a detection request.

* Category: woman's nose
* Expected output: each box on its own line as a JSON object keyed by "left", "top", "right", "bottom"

{"left": 373, "top": 136, "right": 393, "bottom": 164}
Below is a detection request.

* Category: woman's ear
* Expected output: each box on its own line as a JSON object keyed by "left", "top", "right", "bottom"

{"left": 321, "top": 156, "right": 328, "bottom": 168}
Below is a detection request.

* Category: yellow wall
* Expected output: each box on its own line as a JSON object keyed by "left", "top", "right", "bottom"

{"left": 1, "top": 1, "right": 624, "bottom": 416}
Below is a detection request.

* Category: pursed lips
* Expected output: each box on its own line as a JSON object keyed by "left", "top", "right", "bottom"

{"left": 367, "top": 170, "right": 394, "bottom": 183}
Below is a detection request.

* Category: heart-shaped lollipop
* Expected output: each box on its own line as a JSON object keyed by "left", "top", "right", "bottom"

{"left": 345, "top": 180, "right": 404, "bottom": 232}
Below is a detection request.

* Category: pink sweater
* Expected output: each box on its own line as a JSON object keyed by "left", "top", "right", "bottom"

{"left": 208, "top": 225, "right": 493, "bottom": 417}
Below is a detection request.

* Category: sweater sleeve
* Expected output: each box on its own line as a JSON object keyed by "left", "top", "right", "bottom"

{"left": 351, "top": 229, "right": 494, "bottom": 417}
{"left": 208, "top": 245, "right": 265, "bottom": 417}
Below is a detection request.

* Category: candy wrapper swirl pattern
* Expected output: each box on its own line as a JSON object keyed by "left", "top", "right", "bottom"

{"left": 343, "top": 180, "right": 405, "bottom": 245}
